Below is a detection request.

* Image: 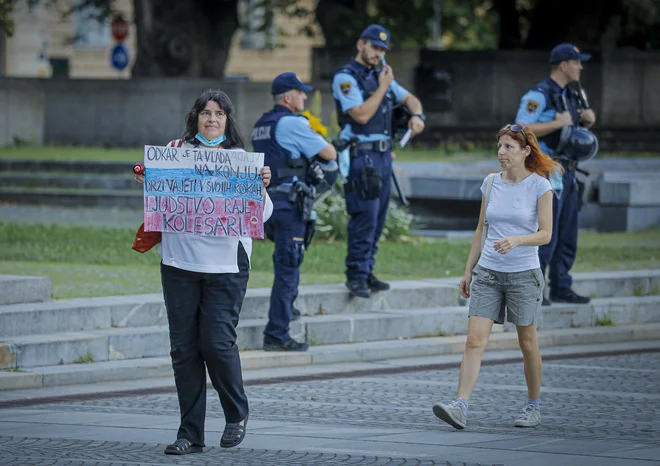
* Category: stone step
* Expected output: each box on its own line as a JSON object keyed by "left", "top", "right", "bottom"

{"left": 0, "top": 307, "right": 463, "bottom": 369}
{"left": 599, "top": 174, "right": 659, "bottom": 207}
{"left": 0, "top": 188, "right": 143, "bottom": 208}
{"left": 0, "top": 275, "right": 51, "bottom": 305}
{"left": 2, "top": 269, "right": 658, "bottom": 339}
{"left": 0, "top": 173, "right": 138, "bottom": 191}
{"left": 2, "top": 295, "right": 659, "bottom": 370}
{"left": 434, "top": 268, "right": 660, "bottom": 304}
{"left": 0, "top": 280, "right": 457, "bottom": 338}
{"left": 3, "top": 323, "right": 659, "bottom": 390}
{"left": 537, "top": 295, "right": 660, "bottom": 330}
{"left": 0, "top": 159, "right": 131, "bottom": 175}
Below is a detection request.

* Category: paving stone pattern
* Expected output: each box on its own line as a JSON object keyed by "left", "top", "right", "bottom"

{"left": 1, "top": 352, "right": 659, "bottom": 465}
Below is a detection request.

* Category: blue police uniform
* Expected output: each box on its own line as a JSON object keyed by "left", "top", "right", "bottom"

{"left": 516, "top": 43, "right": 591, "bottom": 302}
{"left": 252, "top": 73, "right": 329, "bottom": 349}
{"left": 332, "top": 25, "right": 409, "bottom": 295}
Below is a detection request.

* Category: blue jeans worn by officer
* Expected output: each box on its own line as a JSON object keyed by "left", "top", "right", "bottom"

{"left": 515, "top": 42, "right": 594, "bottom": 305}
{"left": 344, "top": 145, "right": 393, "bottom": 294}
{"left": 332, "top": 24, "right": 419, "bottom": 298}
{"left": 538, "top": 169, "right": 579, "bottom": 297}
{"left": 252, "top": 72, "right": 335, "bottom": 351}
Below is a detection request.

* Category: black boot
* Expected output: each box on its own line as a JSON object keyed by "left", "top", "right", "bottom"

{"left": 367, "top": 274, "right": 390, "bottom": 291}
{"left": 550, "top": 289, "right": 590, "bottom": 304}
{"left": 346, "top": 279, "right": 371, "bottom": 298}
{"left": 263, "top": 338, "right": 309, "bottom": 352}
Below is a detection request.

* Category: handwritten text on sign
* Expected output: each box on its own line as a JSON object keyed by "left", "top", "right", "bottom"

{"left": 143, "top": 145, "right": 265, "bottom": 238}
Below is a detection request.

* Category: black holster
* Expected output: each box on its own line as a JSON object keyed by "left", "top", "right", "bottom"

{"left": 303, "top": 218, "right": 316, "bottom": 250}
{"left": 357, "top": 155, "right": 381, "bottom": 200}
{"left": 290, "top": 181, "right": 314, "bottom": 221}
{"left": 576, "top": 178, "right": 586, "bottom": 211}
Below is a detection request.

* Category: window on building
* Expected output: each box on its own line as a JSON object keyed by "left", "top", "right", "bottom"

{"left": 73, "top": 4, "right": 111, "bottom": 49}
{"left": 240, "top": 0, "right": 278, "bottom": 49}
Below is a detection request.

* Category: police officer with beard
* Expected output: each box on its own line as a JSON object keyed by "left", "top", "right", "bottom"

{"left": 516, "top": 43, "right": 597, "bottom": 306}
{"left": 252, "top": 72, "right": 337, "bottom": 351}
{"left": 332, "top": 24, "right": 425, "bottom": 298}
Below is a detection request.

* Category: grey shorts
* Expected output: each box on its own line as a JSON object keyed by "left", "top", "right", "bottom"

{"left": 468, "top": 264, "right": 544, "bottom": 326}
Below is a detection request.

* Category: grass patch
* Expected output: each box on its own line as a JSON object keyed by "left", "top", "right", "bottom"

{"left": 1, "top": 145, "right": 658, "bottom": 163}
{"left": 0, "top": 222, "right": 658, "bottom": 299}
{"left": 73, "top": 353, "right": 95, "bottom": 364}
{"left": 595, "top": 314, "right": 615, "bottom": 327}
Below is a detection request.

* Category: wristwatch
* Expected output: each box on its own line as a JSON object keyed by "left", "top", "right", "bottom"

{"left": 411, "top": 113, "right": 426, "bottom": 122}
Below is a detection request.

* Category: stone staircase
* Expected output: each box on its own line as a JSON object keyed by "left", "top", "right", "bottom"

{"left": 1, "top": 269, "right": 660, "bottom": 391}
{"left": 0, "top": 159, "right": 141, "bottom": 208}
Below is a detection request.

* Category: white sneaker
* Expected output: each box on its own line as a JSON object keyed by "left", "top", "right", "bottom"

{"left": 433, "top": 399, "right": 467, "bottom": 429}
{"left": 514, "top": 403, "right": 541, "bottom": 427}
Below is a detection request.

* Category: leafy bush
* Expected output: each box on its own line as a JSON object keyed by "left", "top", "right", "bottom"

{"left": 314, "top": 189, "right": 415, "bottom": 242}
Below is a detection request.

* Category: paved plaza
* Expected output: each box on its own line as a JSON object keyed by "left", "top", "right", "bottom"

{"left": 1, "top": 348, "right": 659, "bottom": 465}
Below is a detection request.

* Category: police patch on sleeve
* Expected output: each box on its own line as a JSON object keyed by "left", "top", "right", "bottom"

{"left": 340, "top": 82, "right": 351, "bottom": 95}
{"left": 526, "top": 100, "right": 539, "bottom": 113}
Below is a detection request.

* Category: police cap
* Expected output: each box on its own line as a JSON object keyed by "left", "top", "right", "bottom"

{"left": 359, "top": 24, "right": 391, "bottom": 50}
{"left": 550, "top": 43, "right": 591, "bottom": 64}
{"left": 271, "top": 72, "right": 313, "bottom": 95}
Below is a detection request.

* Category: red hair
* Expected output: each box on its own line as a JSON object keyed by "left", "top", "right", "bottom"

{"left": 496, "top": 125, "right": 563, "bottom": 178}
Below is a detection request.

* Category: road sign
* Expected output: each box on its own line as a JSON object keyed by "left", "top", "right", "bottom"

{"left": 111, "top": 15, "right": 129, "bottom": 42}
{"left": 110, "top": 43, "right": 129, "bottom": 71}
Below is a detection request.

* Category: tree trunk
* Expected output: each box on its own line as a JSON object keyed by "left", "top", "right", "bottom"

{"left": 314, "top": 0, "right": 368, "bottom": 48}
{"left": 524, "top": 0, "right": 621, "bottom": 50}
{"left": 132, "top": 0, "right": 239, "bottom": 77}
{"left": 494, "top": 0, "right": 521, "bottom": 49}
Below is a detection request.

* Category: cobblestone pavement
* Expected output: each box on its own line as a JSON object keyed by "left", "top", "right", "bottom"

{"left": 1, "top": 352, "right": 659, "bottom": 465}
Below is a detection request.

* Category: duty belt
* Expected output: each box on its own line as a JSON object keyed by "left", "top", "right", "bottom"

{"left": 356, "top": 139, "right": 393, "bottom": 153}
{"left": 267, "top": 184, "right": 293, "bottom": 194}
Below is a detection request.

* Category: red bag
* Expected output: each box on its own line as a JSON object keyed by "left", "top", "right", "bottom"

{"left": 132, "top": 223, "right": 162, "bottom": 253}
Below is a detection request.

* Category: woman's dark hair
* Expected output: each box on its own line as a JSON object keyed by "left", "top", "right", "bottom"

{"left": 496, "top": 124, "right": 562, "bottom": 178}
{"left": 183, "top": 89, "right": 246, "bottom": 149}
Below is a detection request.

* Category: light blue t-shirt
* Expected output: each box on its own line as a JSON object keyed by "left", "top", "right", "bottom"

{"left": 332, "top": 72, "right": 409, "bottom": 142}
{"left": 478, "top": 172, "right": 553, "bottom": 273}
{"left": 275, "top": 115, "right": 330, "bottom": 186}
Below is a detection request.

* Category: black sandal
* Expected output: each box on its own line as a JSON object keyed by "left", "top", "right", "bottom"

{"left": 220, "top": 414, "right": 248, "bottom": 448}
{"left": 164, "top": 438, "right": 203, "bottom": 455}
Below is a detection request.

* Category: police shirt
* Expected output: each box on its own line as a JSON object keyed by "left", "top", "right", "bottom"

{"left": 332, "top": 70, "right": 409, "bottom": 142}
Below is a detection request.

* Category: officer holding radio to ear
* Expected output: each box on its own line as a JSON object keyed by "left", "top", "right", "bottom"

{"left": 332, "top": 24, "right": 426, "bottom": 299}
{"left": 252, "top": 72, "right": 337, "bottom": 352}
{"left": 515, "top": 43, "right": 599, "bottom": 306}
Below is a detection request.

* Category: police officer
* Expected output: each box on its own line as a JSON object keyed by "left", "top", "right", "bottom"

{"left": 252, "top": 72, "right": 337, "bottom": 351}
{"left": 332, "top": 24, "right": 425, "bottom": 298}
{"left": 516, "top": 43, "right": 597, "bottom": 306}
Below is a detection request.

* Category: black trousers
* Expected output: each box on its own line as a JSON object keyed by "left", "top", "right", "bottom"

{"left": 160, "top": 243, "right": 250, "bottom": 446}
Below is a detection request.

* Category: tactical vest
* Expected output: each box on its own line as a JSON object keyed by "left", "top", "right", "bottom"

{"left": 251, "top": 105, "right": 308, "bottom": 187}
{"left": 533, "top": 77, "right": 582, "bottom": 152}
{"left": 334, "top": 60, "right": 394, "bottom": 137}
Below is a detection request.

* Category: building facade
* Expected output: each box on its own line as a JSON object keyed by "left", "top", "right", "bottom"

{"left": 1, "top": 0, "right": 322, "bottom": 81}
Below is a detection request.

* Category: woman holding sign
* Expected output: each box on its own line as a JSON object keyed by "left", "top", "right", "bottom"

{"left": 432, "top": 125, "right": 557, "bottom": 431}
{"left": 136, "top": 89, "right": 273, "bottom": 455}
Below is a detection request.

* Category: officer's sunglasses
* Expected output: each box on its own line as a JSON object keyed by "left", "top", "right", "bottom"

{"left": 501, "top": 124, "right": 529, "bottom": 145}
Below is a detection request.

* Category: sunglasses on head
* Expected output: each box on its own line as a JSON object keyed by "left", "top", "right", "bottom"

{"left": 502, "top": 124, "right": 529, "bottom": 145}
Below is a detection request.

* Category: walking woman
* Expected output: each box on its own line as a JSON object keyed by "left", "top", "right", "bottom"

{"left": 136, "top": 89, "right": 273, "bottom": 454}
{"left": 433, "top": 124, "right": 559, "bottom": 429}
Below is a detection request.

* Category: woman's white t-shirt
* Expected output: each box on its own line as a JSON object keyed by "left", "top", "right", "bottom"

{"left": 156, "top": 140, "right": 274, "bottom": 273}
{"left": 477, "top": 172, "right": 552, "bottom": 273}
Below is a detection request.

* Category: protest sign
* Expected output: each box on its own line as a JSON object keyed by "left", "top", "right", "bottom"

{"left": 142, "top": 145, "right": 265, "bottom": 238}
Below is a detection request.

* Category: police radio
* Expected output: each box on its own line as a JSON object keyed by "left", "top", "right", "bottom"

{"left": 577, "top": 82, "right": 590, "bottom": 109}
